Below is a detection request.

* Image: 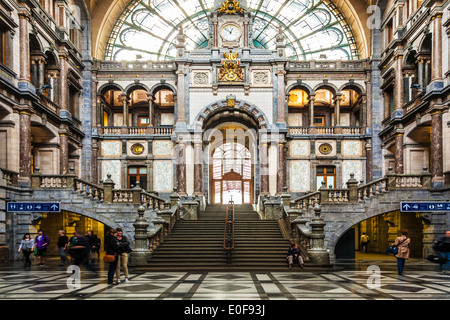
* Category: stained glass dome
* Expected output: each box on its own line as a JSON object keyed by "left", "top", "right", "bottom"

{"left": 105, "top": 0, "right": 359, "bottom": 61}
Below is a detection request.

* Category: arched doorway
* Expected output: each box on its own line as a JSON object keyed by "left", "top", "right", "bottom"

{"left": 211, "top": 141, "right": 253, "bottom": 204}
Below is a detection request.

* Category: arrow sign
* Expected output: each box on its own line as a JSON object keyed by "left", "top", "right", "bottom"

{"left": 7, "top": 202, "right": 61, "bottom": 212}
{"left": 400, "top": 202, "right": 450, "bottom": 212}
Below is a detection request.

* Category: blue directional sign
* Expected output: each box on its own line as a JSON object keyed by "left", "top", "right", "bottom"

{"left": 400, "top": 202, "right": 450, "bottom": 212}
{"left": 7, "top": 202, "right": 61, "bottom": 212}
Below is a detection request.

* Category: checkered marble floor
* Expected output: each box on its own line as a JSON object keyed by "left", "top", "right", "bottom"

{"left": 0, "top": 261, "right": 448, "bottom": 300}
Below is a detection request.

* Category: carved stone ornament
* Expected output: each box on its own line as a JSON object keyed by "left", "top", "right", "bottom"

{"left": 318, "top": 143, "right": 332, "bottom": 155}
{"left": 194, "top": 72, "right": 208, "bottom": 85}
{"left": 218, "top": 50, "right": 244, "bottom": 82}
{"left": 253, "top": 71, "right": 268, "bottom": 84}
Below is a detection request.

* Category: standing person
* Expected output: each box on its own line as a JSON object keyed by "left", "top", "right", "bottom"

{"left": 57, "top": 230, "right": 69, "bottom": 266}
{"left": 104, "top": 229, "right": 120, "bottom": 285}
{"left": 360, "top": 233, "right": 370, "bottom": 253}
{"left": 34, "top": 230, "right": 49, "bottom": 266}
{"left": 115, "top": 228, "right": 132, "bottom": 283}
{"left": 69, "top": 230, "right": 98, "bottom": 272}
{"left": 394, "top": 229, "right": 410, "bottom": 276}
{"left": 18, "top": 233, "right": 34, "bottom": 267}
{"left": 86, "top": 230, "right": 101, "bottom": 263}
{"left": 433, "top": 230, "right": 450, "bottom": 274}
{"left": 286, "top": 243, "right": 305, "bottom": 270}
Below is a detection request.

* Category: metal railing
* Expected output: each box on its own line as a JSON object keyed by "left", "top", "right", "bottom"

{"left": 223, "top": 200, "right": 235, "bottom": 264}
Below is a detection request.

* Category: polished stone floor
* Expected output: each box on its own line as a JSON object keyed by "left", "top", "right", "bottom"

{"left": 0, "top": 254, "right": 448, "bottom": 301}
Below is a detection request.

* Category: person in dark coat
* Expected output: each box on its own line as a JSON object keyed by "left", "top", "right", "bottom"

{"left": 69, "top": 230, "right": 98, "bottom": 273}
{"left": 86, "top": 230, "right": 101, "bottom": 263}
{"left": 286, "top": 243, "right": 305, "bottom": 270}
{"left": 104, "top": 229, "right": 120, "bottom": 285}
{"left": 433, "top": 231, "right": 450, "bottom": 274}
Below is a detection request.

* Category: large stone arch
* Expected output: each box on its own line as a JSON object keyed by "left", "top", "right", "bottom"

{"left": 338, "top": 82, "right": 366, "bottom": 95}
{"left": 98, "top": 82, "right": 124, "bottom": 96}
{"left": 193, "top": 99, "right": 270, "bottom": 131}
{"left": 286, "top": 82, "right": 314, "bottom": 96}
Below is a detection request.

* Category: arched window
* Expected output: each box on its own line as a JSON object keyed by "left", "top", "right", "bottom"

{"left": 105, "top": 0, "right": 359, "bottom": 61}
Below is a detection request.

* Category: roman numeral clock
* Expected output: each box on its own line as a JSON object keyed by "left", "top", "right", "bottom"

{"left": 213, "top": 0, "right": 250, "bottom": 49}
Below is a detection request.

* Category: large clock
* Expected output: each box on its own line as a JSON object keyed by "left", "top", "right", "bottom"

{"left": 220, "top": 24, "right": 241, "bottom": 42}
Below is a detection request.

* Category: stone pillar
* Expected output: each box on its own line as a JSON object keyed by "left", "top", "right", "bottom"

{"left": 243, "top": 16, "right": 249, "bottom": 48}
{"left": 260, "top": 141, "right": 269, "bottom": 195}
{"left": 175, "top": 70, "right": 186, "bottom": 124}
{"left": 147, "top": 93, "right": 154, "bottom": 127}
{"left": 395, "top": 54, "right": 403, "bottom": 110}
{"left": 92, "top": 80, "right": 98, "bottom": 128}
{"left": 365, "top": 142, "right": 372, "bottom": 183}
{"left": 121, "top": 93, "right": 128, "bottom": 126}
{"left": 276, "top": 140, "right": 286, "bottom": 195}
{"left": 431, "top": 13, "right": 443, "bottom": 82}
{"left": 48, "top": 71, "right": 59, "bottom": 104}
{"left": 193, "top": 138, "right": 203, "bottom": 196}
{"left": 394, "top": 132, "right": 404, "bottom": 174}
{"left": 334, "top": 94, "right": 341, "bottom": 126}
{"left": 59, "top": 127, "right": 69, "bottom": 175}
{"left": 176, "top": 139, "right": 187, "bottom": 196}
{"left": 431, "top": 110, "right": 443, "bottom": 184}
{"left": 59, "top": 54, "right": 68, "bottom": 111}
{"left": 19, "top": 109, "right": 32, "bottom": 186}
{"left": 128, "top": 205, "right": 150, "bottom": 266}
{"left": 308, "top": 205, "right": 331, "bottom": 266}
{"left": 18, "top": 12, "right": 31, "bottom": 85}
{"left": 309, "top": 94, "right": 315, "bottom": 126}
{"left": 92, "top": 142, "right": 98, "bottom": 184}
{"left": 276, "top": 70, "right": 286, "bottom": 124}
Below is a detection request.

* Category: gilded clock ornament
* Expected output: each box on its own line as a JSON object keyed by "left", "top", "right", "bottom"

{"left": 221, "top": 24, "right": 241, "bottom": 41}
{"left": 217, "top": 0, "right": 244, "bottom": 14}
{"left": 319, "top": 143, "right": 333, "bottom": 155}
{"left": 131, "top": 143, "right": 145, "bottom": 155}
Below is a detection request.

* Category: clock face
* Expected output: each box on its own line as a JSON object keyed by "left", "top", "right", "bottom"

{"left": 221, "top": 25, "right": 240, "bottom": 41}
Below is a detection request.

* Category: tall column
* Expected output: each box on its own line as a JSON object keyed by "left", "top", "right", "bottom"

{"left": 276, "top": 70, "right": 286, "bottom": 124}
{"left": 18, "top": 12, "right": 31, "bottom": 85}
{"left": 431, "top": 13, "right": 443, "bottom": 82}
{"left": 260, "top": 141, "right": 269, "bottom": 195}
{"left": 92, "top": 80, "right": 98, "bottom": 128}
{"left": 59, "top": 53, "right": 68, "bottom": 111}
{"left": 309, "top": 94, "right": 315, "bottom": 126}
{"left": 417, "top": 57, "right": 425, "bottom": 92}
{"left": 175, "top": 70, "right": 186, "bottom": 124}
{"left": 48, "top": 71, "right": 59, "bottom": 104}
{"left": 147, "top": 93, "right": 154, "bottom": 127}
{"left": 334, "top": 94, "right": 341, "bottom": 126}
{"left": 121, "top": 93, "right": 128, "bottom": 126}
{"left": 176, "top": 139, "right": 187, "bottom": 196}
{"left": 59, "top": 127, "right": 69, "bottom": 174}
{"left": 193, "top": 137, "right": 203, "bottom": 195}
{"left": 394, "top": 54, "right": 404, "bottom": 110}
{"left": 431, "top": 111, "right": 443, "bottom": 182}
{"left": 92, "top": 142, "right": 98, "bottom": 184}
{"left": 276, "top": 140, "right": 286, "bottom": 195}
{"left": 394, "top": 132, "right": 404, "bottom": 174}
{"left": 19, "top": 109, "right": 32, "bottom": 186}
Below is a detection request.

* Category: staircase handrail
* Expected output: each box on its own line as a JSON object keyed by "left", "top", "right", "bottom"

{"left": 291, "top": 191, "right": 321, "bottom": 209}
{"left": 224, "top": 200, "right": 235, "bottom": 263}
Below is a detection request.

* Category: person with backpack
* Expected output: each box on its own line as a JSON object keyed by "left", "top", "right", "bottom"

{"left": 433, "top": 231, "right": 450, "bottom": 274}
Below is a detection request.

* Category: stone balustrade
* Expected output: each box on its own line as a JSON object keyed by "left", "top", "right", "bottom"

{"left": 288, "top": 126, "right": 365, "bottom": 136}
{"left": 0, "top": 168, "right": 19, "bottom": 187}
{"left": 100, "top": 126, "right": 174, "bottom": 136}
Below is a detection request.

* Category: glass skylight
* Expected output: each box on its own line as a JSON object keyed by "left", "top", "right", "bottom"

{"left": 105, "top": 0, "right": 358, "bottom": 61}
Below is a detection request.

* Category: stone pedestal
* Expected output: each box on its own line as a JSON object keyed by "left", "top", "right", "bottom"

{"left": 308, "top": 205, "right": 331, "bottom": 266}
{"left": 128, "top": 205, "right": 150, "bottom": 266}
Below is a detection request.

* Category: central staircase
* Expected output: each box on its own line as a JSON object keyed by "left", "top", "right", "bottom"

{"left": 144, "top": 204, "right": 292, "bottom": 271}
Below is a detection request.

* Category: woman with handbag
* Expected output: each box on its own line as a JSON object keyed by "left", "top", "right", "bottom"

{"left": 394, "top": 229, "right": 410, "bottom": 276}
{"left": 104, "top": 229, "right": 120, "bottom": 285}
{"left": 18, "top": 233, "right": 34, "bottom": 267}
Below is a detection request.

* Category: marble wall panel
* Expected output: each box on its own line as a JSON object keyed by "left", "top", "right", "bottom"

{"left": 290, "top": 160, "right": 310, "bottom": 192}
{"left": 153, "top": 141, "right": 173, "bottom": 157}
{"left": 290, "top": 140, "right": 309, "bottom": 157}
{"left": 101, "top": 141, "right": 121, "bottom": 157}
{"left": 102, "top": 160, "right": 121, "bottom": 187}
{"left": 342, "top": 160, "right": 362, "bottom": 187}
{"left": 342, "top": 141, "right": 361, "bottom": 156}
{"left": 153, "top": 161, "right": 173, "bottom": 192}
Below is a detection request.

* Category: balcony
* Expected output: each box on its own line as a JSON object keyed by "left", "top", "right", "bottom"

{"left": 99, "top": 126, "right": 174, "bottom": 136}
{"left": 288, "top": 126, "right": 365, "bottom": 136}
